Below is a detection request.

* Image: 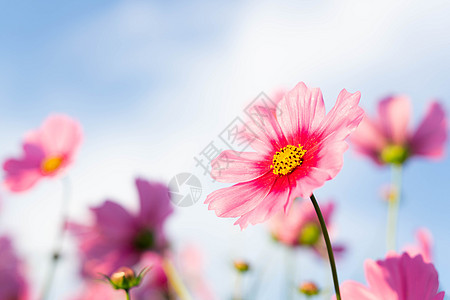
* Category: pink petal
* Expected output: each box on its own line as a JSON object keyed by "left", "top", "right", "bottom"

{"left": 3, "top": 143, "right": 46, "bottom": 192}
{"left": 350, "top": 115, "right": 387, "bottom": 164}
{"left": 3, "top": 165, "right": 41, "bottom": 192}
{"left": 135, "top": 178, "right": 173, "bottom": 227}
{"left": 210, "top": 150, "right": 270, "bottom": 183}
{"left": 364, "top": 258, "right": 398, "bottom": 299}
{"left": 339, "top": 281, "right": 378, "bottom": 300}
{"left": 416, "top": 229, "right": 433, "bottom": 263}
{"left": 205, "top": 172, "right": 277, "bottom": 221}
{"left": 277, "top": 82, "right": 326, "bottom": 145}
{"left": 315, "top": 88, "right": 364, "bottom": 144}
{"left": 244, "top": 104, "right": 288, "bottom": 153}
{"left": 434, "top": 292, "right": 445, "bottom": 300}
{"left": 409, "top": 102, "right": 447, "bottom": 158}
{"left": 290, "top": 167, "right": 333, "bottom": 199}
{"left": 367, "top": 253, "right": 443, "bottom": 300}
{"left": 288, "top": 140, "right": 348, "bottom": 199}
{"left": 378, "top": 96, "right": 411, "bottom": 144}
{"left": 91, "top": 200, "right": 137, "bottom": 239}
{"left": 0, "top": 236, "right": 29, "bottom": 299}
{"left": 25, "top": 114, "right": 83, "bottom": 157}
{"left": 234, "top": 175, "right": 292, "bottom": 229}
{"left": 403, "top": 228, "right": 433, "bottom": 263}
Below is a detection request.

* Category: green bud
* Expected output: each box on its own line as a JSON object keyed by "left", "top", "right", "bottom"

{"left": 102, "top": 266, "right": 150, "bottom": 291}
{"left": 299, "top": 281, "right": 320, "bottom": 296}
{"left": 233, "top": 260, "right": 250, "bottom": 273}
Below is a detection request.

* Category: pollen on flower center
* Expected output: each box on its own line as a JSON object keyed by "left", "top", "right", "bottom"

{"left": 271, "top": 145, "right": 306, "bottom": 176}
{"left": 41, "top": 156, "right": 64, "bottom": 174}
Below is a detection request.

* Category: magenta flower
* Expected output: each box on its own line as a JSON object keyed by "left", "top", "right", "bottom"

{"left": 350, "top": 96, "right": 447, "bottom": 165}
{"left": 269, "top": 199, "right": 344, "bottom": 257}
{"left": 339, "top": 252, "right": 445, "bottom": 300}
{"left": 68, "top": 178, "right": 173, "bottom": 277}
{"left": 205, "top": 82, "right": 364, "bottom": 228}
{"left": 0, "top": 236, "right": 30, "bottom": 300}
{"left": 403, "top": 228, "right": 433, "bottom": 263}
{"left": 3, "top": 114, "right": 82, "bottom": 192}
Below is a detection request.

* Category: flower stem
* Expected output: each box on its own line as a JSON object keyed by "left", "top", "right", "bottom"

{"left": 125, "top": 289, "right": 131, "bottom": 300}
{"left": 310, "top": 194, "right": 341, "bottom": 300}
{"left": 233, "top": 271, "right": 243, "bottom": 300}
{"left": 285, "top": 247, "right": 295, "bottom": 300}
{"left": 386, "top": 164, "right": 403, "bottom": 251}
{"left": 41, "top": 177, "right": 71, "bottom": 300}
{"left": 162, "top": 257, "right": 193, "bottom": 300}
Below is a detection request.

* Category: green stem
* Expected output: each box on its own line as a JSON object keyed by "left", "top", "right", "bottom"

{"left": 125, "top": 289, "right": 131, "bottom": 300}
{"left": 310, "top": 194, "right": 341, "bottom": 300}
{"left": 40, "top": 177, "right": 71, "bottom": 300}
{"left": 386, "top": 164, "right": 403, "bottom": 251}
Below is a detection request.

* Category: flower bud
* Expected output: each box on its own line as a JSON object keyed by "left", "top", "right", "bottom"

{"left": 233, "top": 260, "right": 250, "bottom": 273}
{"left": 102, "top": 266, "right": 150, "bottom": 291}
{"left": 110, "top": 267, "right": 136, "bottom": 289}
{"left": 299, "top": 281, "right": 320, "bottom": 296}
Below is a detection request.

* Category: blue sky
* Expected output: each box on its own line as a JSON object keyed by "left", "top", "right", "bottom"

{"left": 0, "top": 0, "right": 449, "bottom": 299}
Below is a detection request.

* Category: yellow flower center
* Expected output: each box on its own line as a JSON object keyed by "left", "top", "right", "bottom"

{"left": 298, "top": 223, "right": 321, "bottom": 246}
{"left": 271, "top": 145, "right": 306, "bottom": 176}
{"left": 41, "top": 156, "right": 64, "bottom": 174}
{"left": 380, "top": 144, "right": 409, "bottom": 165}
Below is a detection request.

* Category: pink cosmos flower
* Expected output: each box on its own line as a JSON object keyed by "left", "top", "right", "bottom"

{"left": 205, "top": 82, "right": 364, "bottom": 229}
{"left": 350, "top": 96, "right": 447, "bottom": 165}
{"left": 339, "top": 252, "right": 445, "bottom": 300}
{"left": 403, "top": 228, "right": 433, "bottom": 263}
{"left": 3, "top": 114, "right": 82, "bottom": 192}
{"left": 68, "top": 178, "right": 173, "bottom": 277}
{"left": 269, "top": 199, "right": 344, "bottom": 258}
{"left": 0, "top": 236, "right": 30, "bottom": 300}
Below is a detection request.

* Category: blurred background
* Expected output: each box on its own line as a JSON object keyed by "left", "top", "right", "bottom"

{"left": 0, "top": 0, "right": 449, "bottom": 298}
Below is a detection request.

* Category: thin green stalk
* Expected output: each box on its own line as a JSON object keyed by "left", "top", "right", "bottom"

{"left": 162, "top": 258, "right": 193, "bottom": 300}
{"left": 125, "top": 289, "right": 131, "bottom": 300}
{"left": 41, "top": 177, "right": 71, "bottom": 300}
{"left": 233, "top": 272, "right": 243, "bottom": 300}
{"left": 310, "top": 194, "right": 341, "bottom": 300}
{"left": 386, "top": 164, "right": 403, "bottom": 251}
{"left": 285, "top": 246, "right": 295, "bottom": 300}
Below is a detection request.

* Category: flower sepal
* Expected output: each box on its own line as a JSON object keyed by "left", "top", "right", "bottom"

{"left": 101, "top": 266, "right": 150, "bottom": 291}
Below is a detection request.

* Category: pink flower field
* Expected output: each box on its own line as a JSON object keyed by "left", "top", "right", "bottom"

{"left": 0, "top": 1, "right": 449, "bottom": 300}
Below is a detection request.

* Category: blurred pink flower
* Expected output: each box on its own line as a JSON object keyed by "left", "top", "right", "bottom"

{"left": 403, "top": 228, "right": 433, "bottom": 263}
{"left": 205, "top": 82, "right": 363, "bottom": 229}
{"left": 70, "top": 283, "right": 122, "bottom": 300}
{"left": 68, "top": 178, "right": 173, "bottom": 277}
{"left": 339, "top": 252, "right": 445, "bottom": 300}
{"left": 0, "top": 236, "right": 30, "bottom": 300}
{"left": 3, "top": 114, "right": 82, "bottom": 192}
{"left": 351, "top": 96, "right": 447, "bottom": 165}
{"left": 269, "top": 199, "right": 345, "bottom": 258}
